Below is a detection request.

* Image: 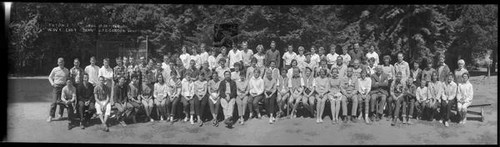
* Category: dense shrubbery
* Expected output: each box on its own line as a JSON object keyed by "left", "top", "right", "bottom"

{"left": 8, "top": 4, "right": 497, "bottom": 76}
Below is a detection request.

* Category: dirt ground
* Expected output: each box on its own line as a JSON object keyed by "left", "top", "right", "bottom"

{"left": 5, "top": 75, "right": 498, "bottom": 144}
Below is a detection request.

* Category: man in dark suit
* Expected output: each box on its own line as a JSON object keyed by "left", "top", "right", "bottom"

{"left": 218, "top": 71, "right": 237, "bottom": 127}
{"left": 369, "top": 66, "right": 389, "bottom": 122}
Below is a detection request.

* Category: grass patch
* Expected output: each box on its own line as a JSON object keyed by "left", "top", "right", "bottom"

{"left": 468, "top": 131, "right": 497, "bottom": 144}
{"left": 139, "top": 133, "right": 153, "bottom": 141}
{"left": 437, "top": 130, "right": 458, "bottom": 139}
{"left": 351, "top": 133, "right": 375, "bottom": 144}
{"left": 304, "top": 131, "right": 318, "bottom": 137}
{"left": 186, "top": 127, "right": 203, "bottom": 133}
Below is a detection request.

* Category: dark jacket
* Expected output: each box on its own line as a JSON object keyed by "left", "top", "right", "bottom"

{"left": 113, "top": 83, "right": 128, "bottom": 103}
{"left": 370, "top": 73, "right": 389, "bottom": 95}
{"left": 77, "top": 82, "right": 94, "bottom": 102}
{"left": 218, "top": 79, "right": 237, "bottom": 99}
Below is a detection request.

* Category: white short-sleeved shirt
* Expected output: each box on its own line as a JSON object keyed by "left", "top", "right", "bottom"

{"left": 207, "top": 55, "right": 218, "bottom": 70}
{"left": 241, "top": 49, "right": 254, "bottom": 67}
{"left": 85, "top": 65, "right": 100, "bottom": 85}
{"left": 340, "top": 54, "right": 351, "bottom": 65}
{"left": 180, "top": 53, "right": 191, "bottom": 69}
{"left": 198, "top": 52, "right": 209, "bottom": 68}
{"left": 296, "top": 54, "right": 307, "bottom": 70}
{"left": 253, "top": 53, "right": 266, "bottom": 68}
{"left": 326, "top": 53, "right": 339, "bottom": 65}
{"left": 366, "top": 52, "right": 380, "bottom": 66}
{"left": 228, "top": 49, "right": 242, "bottom": 69}
{"left": 282, "top": 51, "right": 297, "bottom": 66}
{"left": 190, "top": 54, "right": 200, "bottom": 69}
{"left": 310, "top": 54, "right": 321, "bottom": 68}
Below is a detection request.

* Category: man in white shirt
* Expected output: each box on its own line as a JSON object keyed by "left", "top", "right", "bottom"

{"left": 99, "top": 58, "right": 114, "bottom": 103}
{"left": 310, "top": 46, "right": 321, "bottom": 69}
{"left": 296, "top": 46, "right": 307, "bottom": 71}
{"left": 365, "top": 45, "right": 379, "bottom": 66}
{"left": 85, "top": 56, "right": 100, "bottom": 86}
{"left": 162, "top": 55, "right": 171, "bottom": 82}
{"left": 48, "top": 57, "right": 70, "bottom": 122}
{"left": 340, "top": 46, "right": 351, "bottom": 66}
{"left": 326, "top": 44, "right": 339, "bottom": 69}
{"left": 228, "top": 43, "right": 243, "bottom": 71}
{"left": 198, "top": 43, "right": 209, "bottom": 70}
{"left": 190, "top": 47, "right": 200, "bottom": 69}
{"left": 394, "top": 52, "right": 410, "bottom": 81}
{"left": 179, "top": 45, "right": 191, "bottom": 69}
{"left": 240, "top": 41, "right": 254, "bottom": 70}
{"left": 282, "top": 44, "right": 297, "bottom": 71}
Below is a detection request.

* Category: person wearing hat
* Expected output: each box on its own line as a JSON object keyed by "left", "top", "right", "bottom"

{"left": 454, "top": 59, "right": 469, "bottom": 84}
{"left": 370, "top": 66, "right": 389, "bottom": 122}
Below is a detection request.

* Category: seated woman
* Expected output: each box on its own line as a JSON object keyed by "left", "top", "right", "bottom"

{"left": 264, "top": 69, "right": 278, "bottom": 124}
{"left": 298, "top": 67, "right": 315, "bottom": 118}
{"left": 166, "top": 71, "right": 181, "bottom": 123}
{"left": 154, "top": 74, "right": 168, "bottom": 121}
{"left": 329, "top": 67, "right": 343, "bottom": 124}
{"left": 235, "top": 71, "right": 249, "bottom": 125}
{"left": 141, "top": 83, "right": 154, "bottom": 122}
{"left": 457, "top": 72, "right": 473, "bottom": 124}
{"left": 314, "top": 68, "right": 330, "bottom": 123}
{"left": 277, "top": 69, "right": 290, "bottom": 118}
{"left": 208, "top": 72, "right": 222, "bottom": 126}
{"left": 288, "top": 67, "right": 304, "bottom": 119}
{"left": 248, "top": 69, "right": 265, "bottom": 119}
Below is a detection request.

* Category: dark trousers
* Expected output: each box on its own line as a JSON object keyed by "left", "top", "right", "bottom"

{"left": 406, "top": 96, "right": 415, "bottom": 117}
{"left": 166, "top": 96, "right": 180, "bottom": 117}
{"left": 78, "top": 100, "right": 95, "bottom": 123}
{"left": 427, "top": 100, "right": 439, "bottom": 120}
{"left": 128, "top": 101, "right": 142, "bottom": 119}
{"left": 440, "top": 100, "right": 452, "bottom": 121}
{"left": 393, "top": 96, "right": 406, "bottom": 118}
{"left": 181, "top": 96, "right": 195, "bottom": 115}
{"left": 264, "top": 92, "right": 277, "bottom": 116}
{"left": 370, "top": 93, "right": 387, "bottom": 115}
{"left": 60, "top": 103, "right": 76, "bottom": 125}
{"left": 415, "top": 101, "right": 427, "bottom": 118}
{"left": 49, "top": 85, "right": 65, "bottom": 117}
{"left": 194, "top": 94, "right": 209, "bottom": 119}
{"left": 248, "top": 94, "right": 264, "bottom": 114}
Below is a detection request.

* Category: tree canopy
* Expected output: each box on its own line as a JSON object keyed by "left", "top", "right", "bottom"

{"left": 8, "top": 3, "right": 497, "bottom": 76}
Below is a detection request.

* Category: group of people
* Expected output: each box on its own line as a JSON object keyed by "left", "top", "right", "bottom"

{"left": 47, "top": 40, "right": 475, "bottom": 132}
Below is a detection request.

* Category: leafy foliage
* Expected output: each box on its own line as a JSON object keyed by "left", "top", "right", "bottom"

{"left": 8, "top": 4, "right": 498, "bottom": 76}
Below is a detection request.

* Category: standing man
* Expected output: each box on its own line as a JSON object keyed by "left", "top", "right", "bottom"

{"left": 349, "top": 43, "right": 364, "bottom": 67}
{"left": 99, "top": 58, "right": 114, "bottom": 104}
{"left": 219, "top": 71, "right": 237, "bottom": 127}
{"left": 114, "top": 57, "right": 127, "bottom": 82}
{"left": 282, "top": 44, "right": 297, "bottom": 71}
{"left": 85, "top": 56, "right": 100, "bottom": 86}
{"left": 340, "top": 46, "right": 352, "bottom": 66}
{"left": 436, "top": 54, "right": 451, "bottom": 82}
{"left": 126, "top": 57, "right": 136, "bottom": 80}
{"left": 47, "top": 57, "right": 69, "bottom": 122}
{"left": 370, "top": 66, "right": 389, "bottom": 122}
{"left": 77, "top": 73, "right": 95, "bottom": 129}
{"left": 394, "top": 52, "right": 411, "bottom": 81}
{"left": 265, "top": 40, "right": 281, "bottom": 70}
{"left": 228, "top": 43, "right": 243, "bottom": 71}
{"left": 70, "top": 58, "right": 84, "bottom": 85}
{"left": 198, "top": 43, "right": 210, "bottom": 70}
{"left": 365, "top": 45, "right": 380, "bottom": 66}
{"left": 241, "top": 41, "right": 254, "bottom": 70}
{"left": 331, "top": 56, "right": 348, "bottom": 79}
{"left": 162, "top": 55, "right": 172, "bottom": 81}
